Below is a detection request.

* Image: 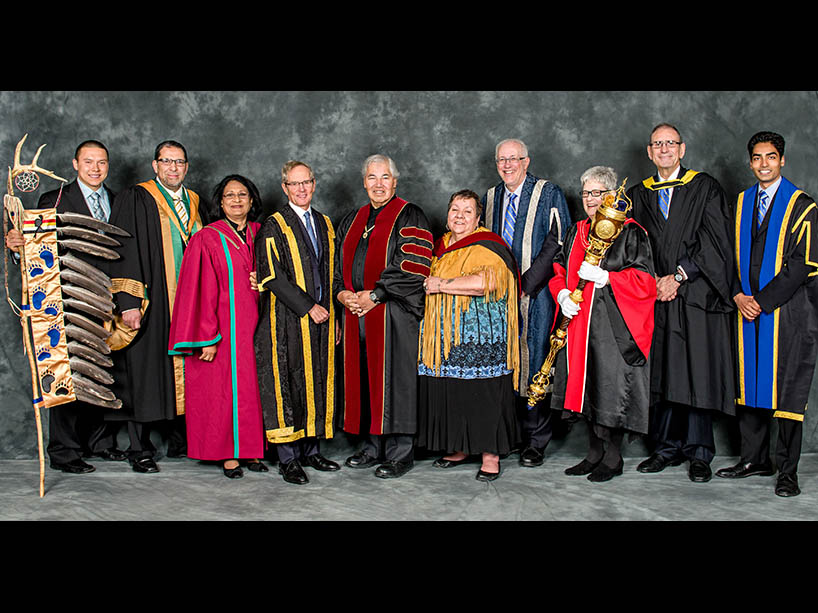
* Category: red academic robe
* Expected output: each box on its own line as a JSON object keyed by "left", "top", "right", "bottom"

{"left": 167, "top": 219, "right": 264, "bottom": 460}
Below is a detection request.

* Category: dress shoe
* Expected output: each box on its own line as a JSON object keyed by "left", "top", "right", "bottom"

{"left": 519, "top": 446, "right": 545, "bottom": 467}
{"left": 245, "top": 460, "right": 269, "bottom": 473}
{"left": 90, "top": 448, "right": 127, "bottom": 462}
{"left": 50, "top": 458, "right": 95, "bottom": 474}
{"left": 223, "top": 465, "right": 244, "bottom": 479}
{"left": 715, "top": 461, "right": 774, "bottom": 479}
{"left": 587, "top": 459, "right": 624, "bottom": 483}
{"left": 565, "top": 458, "right": 600, "bottom": 476}
{"left": 374, "top": 460, "right": 413, "bottom": 479}
{"left": 279, "top": 460, "right": 309, "bottom": 485}
{"left": 636, "top": 453, "right": 683, "bottom": 473}
{"left": 345, "top": 451, "right": 379, "bottom": 469}
{"left": 688, "top": 459, "right": 712, "bottom": 483}
{"left": 476, "top": 468, "right": 500, "bottom": 482}
{"left": 433, "top": 455, "right": 473, "bottom": 468}
{"left": 304, "top": 454, "right": 341, "bottom": 471}
{"left": 132, "top": 458, "right": 159, "bottom": 473}
{"left": 775, "top": 473, "right": 801, "bottom": 497}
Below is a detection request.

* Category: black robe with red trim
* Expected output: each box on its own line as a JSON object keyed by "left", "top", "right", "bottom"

{"left": 333, "top": 196, "right": 432, "bottom": 436}
{"left": 548, "top": 219, "right": 656, "bottom": 435}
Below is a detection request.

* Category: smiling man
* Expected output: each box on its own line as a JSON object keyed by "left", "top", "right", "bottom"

{"left": 106, "top": 140, "right": 204, "bottom": 473}
{"left": 334, "top": 154, "right": 433, "bottom": 479}
{"left": 481, "top": 138, "right": 571, "bottom": 469}
{"left": 629, "top": 123, "right": 737, "bottom": 484}
{"left": 716, "top": 131, "right": 818, "bottom": 497}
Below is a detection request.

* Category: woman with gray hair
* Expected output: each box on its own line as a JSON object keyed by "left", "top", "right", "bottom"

{"left": 527, "top": 166, "right": 657, "bottom": 482}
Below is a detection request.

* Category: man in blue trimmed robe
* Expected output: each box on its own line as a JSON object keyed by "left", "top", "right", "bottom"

{"left": 481, "top": 138, "right": 571, "bottom": 468}
{"left": 716, "top": 131, "right": 818, "bottom": 498}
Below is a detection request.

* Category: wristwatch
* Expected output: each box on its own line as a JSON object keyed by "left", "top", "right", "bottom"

{"left": 674, "top": 265, "right": 687, "bottom": 283}
{"left": 369, "top": 291, "right": 380, "bottom": 304}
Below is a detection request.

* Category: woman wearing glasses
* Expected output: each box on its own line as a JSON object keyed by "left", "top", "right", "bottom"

{"left": 168, "top": 175, "right": 267, "bottom": 478}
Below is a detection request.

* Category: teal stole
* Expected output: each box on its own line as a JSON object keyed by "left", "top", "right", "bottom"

{"left": 735, "top": 176, "right": 803, "bottom": 410}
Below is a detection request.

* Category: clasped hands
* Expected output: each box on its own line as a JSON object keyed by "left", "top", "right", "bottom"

{"left": 734, "top": 292, "right": 762, "bottom": 322}
{"left": 338, "top": 289, "right": 377, "bottom": 318}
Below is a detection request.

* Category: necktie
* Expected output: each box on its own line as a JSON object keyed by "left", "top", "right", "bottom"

{"left": 757, "top": 190, "right": 769, "bottom": 228}
{"left": 173, "top": 194, "right": 189, "bottom": 227}
{"left": 659, "top": 188, "right": 671, "bottom": 219}
{"left": 88, "top": 191, "right": 106, "bottom": 221}
{"left": 502, "top": 193, "right": 517, "bottom": 247}
{"left": 304, "top": 210, "right": 319, "bottom": 257}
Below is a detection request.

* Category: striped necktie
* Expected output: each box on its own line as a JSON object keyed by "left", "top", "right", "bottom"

{"left": 757, "top": 190, "right": 769, "bottom": 228}
{"left": 659, "top": 188, "right": 671, "bottom": 219}
{"left": 173, "top": 193, "right": 189, "bottom": 227}
{"left": 304, "top": 210, "right": 319, "bottom": 257}
{"left": 502, "top": 193, "right": 517, "bottom": 247}
{"left": 88, "top": 191, "right": 106, "bottom": 221}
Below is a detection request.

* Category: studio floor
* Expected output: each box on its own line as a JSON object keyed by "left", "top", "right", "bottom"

{"left": 2, "top": 449, "right": 816, "bottom": 521}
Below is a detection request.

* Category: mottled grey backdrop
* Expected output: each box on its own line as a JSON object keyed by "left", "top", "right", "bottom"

{"left": 2, "top": 91, "right": 817, "bottom": 458}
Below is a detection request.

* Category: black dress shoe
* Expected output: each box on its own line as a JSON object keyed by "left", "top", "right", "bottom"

{"left": 279, "top": 460, "right": 309, "bottom": 485}
{"left": 565, "top": 458, "right": 600, "bottom": 476}
{"left": 50, "top": 458, "right": 95, "bottom": 474}
{"left": 587, "top": 459, "right": 624, "bottom": 483}
{"left": 374, "top": 460, "right": 413, "bottom": 479}
{"left": 636, "top": 453, "right": 683, "bottom": 473}
{"left": 91, "top": 448, "right": 127, "bottom": 462}
{"left": 519, "top": 446, "right": 545, "bottom": 467}
{"left": 775, "top": 473, "right": 801, "bottom": 497}
{"left": 476, "top": 468, "right": 500, "bottom": 482}
{"left": 245, "top": 460, "right": 269, "bottom": 473}
{"left": 345, "top": 451, "right": 379, "bottom": 469}
{"left": 132, "top": 458, "right": 159, "bottom": 473}
{"left": 715, "top": 461, "right": 774, "bottom": 479}
{"left": 688, "top": 459, "right": 712, "bottom": 483}
{"left": 433, "top": 455, "right": 473, "bottom": 468}
{"left": 304, "top": 454, "right": 341, "bottom": 471}
{"left": 223, "top": 465, "right": 244, "bottom": 479}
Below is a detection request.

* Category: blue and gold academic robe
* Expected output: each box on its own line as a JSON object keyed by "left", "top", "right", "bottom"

{"left": 734, "top": 177, "right": 818, "bottom": 422}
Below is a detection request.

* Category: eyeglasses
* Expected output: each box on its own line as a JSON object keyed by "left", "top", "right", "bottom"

{"left": 580, "top": 189, "right": 611, "bottom": 199}
{"left": 157, "top": 158, "right": 188, "bottom": 166}
{"left": 284, "top": 179, "right": 315, "bottom": 188}
{"left": 496, "top": 156, "right": 527, "bottom": 165}
{"left": 223, "top": 191, "right": 250, "bottom": 201}
{"left": 649, "top": 140, "right": 681, "bottom": 149}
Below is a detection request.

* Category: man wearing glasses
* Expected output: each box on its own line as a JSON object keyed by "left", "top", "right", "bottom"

{"left": 481, "top": 138, "right": 571, "bottom": 469}
{"left": 629, "top": 123, "right": 736, "bottom": 484}
{"left": 106, "top": 140, "right": 204, "bottom": 473}
{"left": 254, "top": 160, "right": 341, "bottom": 485}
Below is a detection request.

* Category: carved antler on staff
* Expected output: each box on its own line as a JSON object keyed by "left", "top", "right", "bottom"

{"left": 6, "top": 133, "right": 67, "bottom": 194}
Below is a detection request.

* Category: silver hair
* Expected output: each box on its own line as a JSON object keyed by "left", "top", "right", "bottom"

{"left": 361, "top": 154, "right": 400, "bottom": 179}
{"left": 580, "top": 166, "right": 618, "bottom": 191}
{"left": 495, "top": 138, "right": 529, "bottom": 159}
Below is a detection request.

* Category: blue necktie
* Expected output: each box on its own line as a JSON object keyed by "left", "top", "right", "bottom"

{"left": 757, "top": 190, "right": 769, "bottom": 228}
{"left": 304, "top": 210, "right": 319, "bottom": 257}
{"left": 502, "top": 193, "right": 517, "bottom": 247}
{"left": 659, "top": 188, "right": 670, "bottom": 219}
{"left": 88, "top": 191, "right": 106, "bottom": 221}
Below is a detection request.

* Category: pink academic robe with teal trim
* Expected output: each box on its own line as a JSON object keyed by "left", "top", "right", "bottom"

{"left": 168, "top": 219, "right": 265, "bottom": 460}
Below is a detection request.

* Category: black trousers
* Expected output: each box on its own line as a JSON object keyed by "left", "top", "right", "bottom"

{"left": 123, "top": 415, "right": 186, "bottom": 461}
{"left": 277, "top": 438, "right": 321, "bottom": 464}
{"left": 651, "top": 401, "right": 715, "bottom": 463}
{"left": 47, "top": 401, "right": 118, "bottom": 464}
{"left": 738, "top": 405, "right": 802, "bottom": 475}
{"left": 358, "top": 433, "right": 414, "bottom": 463}
{"left": 518, "top": 395, "right": 553, "bottom": 450}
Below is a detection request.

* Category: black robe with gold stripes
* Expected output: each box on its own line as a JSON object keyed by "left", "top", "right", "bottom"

{"left": 254, "top": 204, "right": 337, "bottom": 444}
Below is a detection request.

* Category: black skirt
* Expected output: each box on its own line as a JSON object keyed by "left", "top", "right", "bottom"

{"left": 417, "top": 374, "right": 520, "bottom": 455}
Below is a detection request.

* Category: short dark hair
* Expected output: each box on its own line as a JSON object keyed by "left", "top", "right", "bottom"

{"left": 212, "top": 174, "right": 262, "bottom": 223}
{"left": 74, "top": 140, "right": 109, "bottom": 160}
{"left": 649, "top": 122, "right": 683, "bottom": 144}
{"left": 154, "top": 140, "right": 188, "bottom": 162}
{"left": 747, "top": 131, "right": 785, "bottom": 158}
{"left": 447, "top": 189, "right": 483, "bottom": 217}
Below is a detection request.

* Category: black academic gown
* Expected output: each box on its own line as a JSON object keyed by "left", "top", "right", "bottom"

{"left": 106, "top": 183, "right": 202, "bottom": 424}
{"left": 39, "top": 180, "right": 118, "bottom": 461}
{"left": 333, "top": 197, "right": 433, "bottom": 436}
{"left": 629, "top": 168, "right": 737, "bottom": 415}
{"left": 254, "top": 204, "right": 337, "bottom": 446}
